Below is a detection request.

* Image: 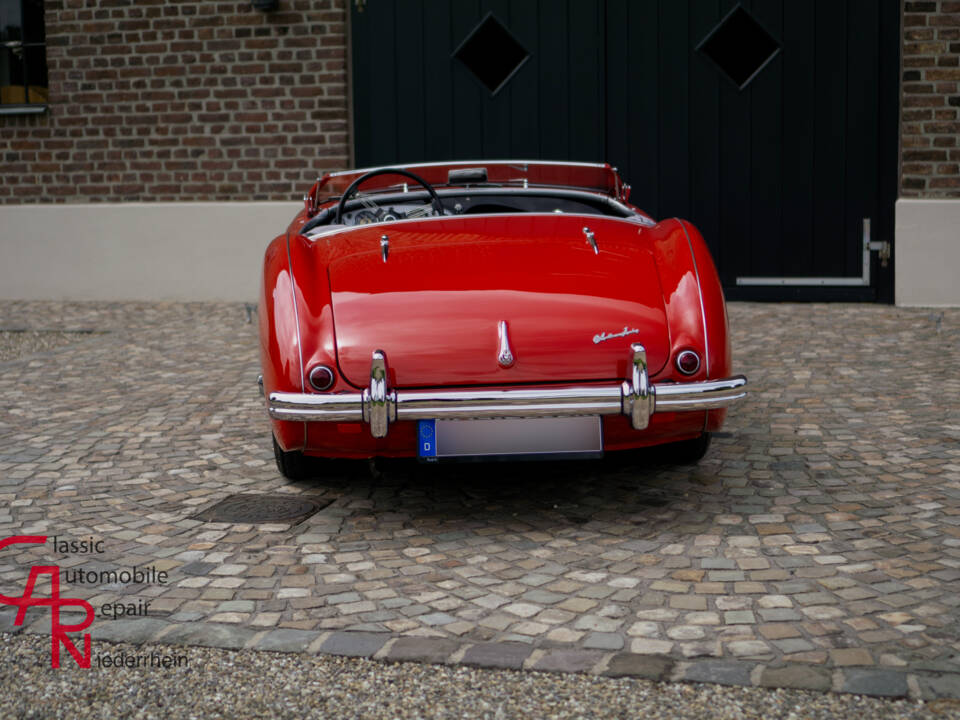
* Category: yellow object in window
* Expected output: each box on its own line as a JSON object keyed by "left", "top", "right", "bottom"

{"left": 0, "top": 84, "right": 48, "bottom": 104}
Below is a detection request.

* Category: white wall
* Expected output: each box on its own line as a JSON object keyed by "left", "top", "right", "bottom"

{"left": 0, "top": 202, "right": 301, "bottom": 301}
{"left": 896, "top": 199, "right": 960, "bottom": 307}
{"left": 2, "top": 199, "right": 956, "bottom": 305}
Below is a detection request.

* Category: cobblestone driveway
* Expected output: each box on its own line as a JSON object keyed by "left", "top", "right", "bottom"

{"left": 1, "top": 302, "right": 959, "bottom": 700}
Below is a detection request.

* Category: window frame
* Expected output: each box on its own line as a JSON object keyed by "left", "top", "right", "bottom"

{"left": 0, "top": 0, "right": 48, "bottom": 115}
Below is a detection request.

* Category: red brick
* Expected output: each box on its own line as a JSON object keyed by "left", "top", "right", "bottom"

{"left": 904, "top": 149, "right": 949, "bottom": 162}
{"left": 924, "top": 121, "right": 960, "bottom": 133}
{"left": 930, "top": 177, "right": 960, "bottom": 188}
{"left": 1, "top": 0, "right": 349, "bottom": 203}
{"left": 904, "top": 95, "right": 945, "bottom": 107}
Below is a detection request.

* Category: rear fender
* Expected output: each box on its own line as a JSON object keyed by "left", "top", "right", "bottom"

{"left": 649, "top": 219, "right": 709, "bottom": 384}
{"left": 288, "top": 232, "right": 347, "bottom": 395}
{"left": 260, "top": 234, "right": 306, "bottom": 451}
{"left": 678, "top": 220, "right": 732, "bottom": 431}
{"left": 679, "top": 220, "right": 731, "bottom": 380}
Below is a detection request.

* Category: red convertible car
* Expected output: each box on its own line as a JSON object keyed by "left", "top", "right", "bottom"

{"left": 259, "top": 161, "right": 746, "bottom": 479}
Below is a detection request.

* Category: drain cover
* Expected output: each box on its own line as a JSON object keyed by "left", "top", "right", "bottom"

{"left": 194, "top": 494, "right": 330, "bottom": 524}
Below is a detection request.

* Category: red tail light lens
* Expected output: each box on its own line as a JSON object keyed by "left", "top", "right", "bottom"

{"left": 308, "top": 365, "right": 335, "bottom": 391}
{"left": 676, "top": 350, "right": 701, "bottom": 375}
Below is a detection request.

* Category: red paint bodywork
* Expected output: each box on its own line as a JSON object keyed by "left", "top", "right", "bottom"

{"left": 259, "top": 162, "right": 733, "bottom": 458}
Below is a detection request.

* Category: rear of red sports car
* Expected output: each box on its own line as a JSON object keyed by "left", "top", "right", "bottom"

{"left": 259, "top": 161, "right": 745, "bottom": 478}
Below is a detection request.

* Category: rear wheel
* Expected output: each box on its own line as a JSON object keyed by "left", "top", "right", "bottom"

{"left": 272, "top": 434, "right": 314, "bottom": 480}
{"left": 666, "top": 432, "right": 711, "bottom": 464}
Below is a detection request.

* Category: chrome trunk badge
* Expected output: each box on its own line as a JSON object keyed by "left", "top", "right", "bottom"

{"left": 497, "top": 321, "right": 515, "bottom": 367}
{"left": 593, "top": 326, "right": 639, "bottom": 344}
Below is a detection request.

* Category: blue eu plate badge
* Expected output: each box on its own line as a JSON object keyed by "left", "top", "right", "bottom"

{"left": 418, "top": 420, "right": 437, "bottom": 458}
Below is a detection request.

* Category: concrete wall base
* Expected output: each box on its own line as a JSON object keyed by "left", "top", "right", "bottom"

{"left": 2, "top": 199, "right": 956, "bottom": 305}
{"left": 0, "top": 202, "right": 300, "bottom": 302}
{"left": 896, "top": 199, "right": 960, "bottom": 307}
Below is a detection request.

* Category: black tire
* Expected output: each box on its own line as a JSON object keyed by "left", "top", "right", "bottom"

{"left": 666, "top": 432, "right": 712, "bottom": 465}
{"left": 272, "top": 434, "right": 314, "bottom": 480}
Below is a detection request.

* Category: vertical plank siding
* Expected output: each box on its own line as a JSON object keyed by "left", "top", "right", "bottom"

{"left": 351, "top": 0, "right": 898, "bottom": 301}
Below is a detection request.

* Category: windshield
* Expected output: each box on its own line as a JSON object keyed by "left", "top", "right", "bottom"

{"left": 314, "top": 161, "right": 621, "bottom": 198}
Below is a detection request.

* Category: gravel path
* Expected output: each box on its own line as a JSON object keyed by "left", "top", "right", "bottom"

{"left": 2, "top": 633, "right": 955, "bottom": 720}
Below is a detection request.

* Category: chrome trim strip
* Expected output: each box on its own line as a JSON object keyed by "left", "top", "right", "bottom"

{"left": 676, "top": 219, "right": 711, "bottom": 379}
{"left": 268, "top": 348, "right": 746, "bottom": 437}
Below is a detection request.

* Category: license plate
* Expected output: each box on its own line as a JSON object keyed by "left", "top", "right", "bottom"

{"left": 417, "top": 417, "right": 603, "bottom": 461}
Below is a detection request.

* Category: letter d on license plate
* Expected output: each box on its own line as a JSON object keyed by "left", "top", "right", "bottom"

{"left": 418, "top": 420, "right": 437, "bottom": 458}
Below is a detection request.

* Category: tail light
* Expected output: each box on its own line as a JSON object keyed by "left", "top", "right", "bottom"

{"left": 308, "top": 365, "right": 336, "bottom": 391}
{"left": 676, "top": 350, "right": 701, "bottom": 376}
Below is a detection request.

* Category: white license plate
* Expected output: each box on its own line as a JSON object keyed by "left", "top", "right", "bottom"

{"left": 417, "top": 416, "right": 603, "bottom": 461}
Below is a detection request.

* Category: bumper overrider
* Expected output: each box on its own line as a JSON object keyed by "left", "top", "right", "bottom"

{"left": 267, "top": 344, "right": 746, "bottom": 439}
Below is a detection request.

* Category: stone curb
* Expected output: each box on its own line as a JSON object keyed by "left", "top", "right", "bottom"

{"left": 9, "top": 619, "right": 960, "bottom": 701}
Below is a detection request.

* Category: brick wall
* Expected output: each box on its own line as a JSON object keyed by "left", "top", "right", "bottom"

{"left": 0, "top": 0, "right": 350, "bottom": 204}
{"left": 902, "top": 0, "right": 960, "bottom": 197}
{"left": 5, "top": 3, "right": 959, "bottom": 204}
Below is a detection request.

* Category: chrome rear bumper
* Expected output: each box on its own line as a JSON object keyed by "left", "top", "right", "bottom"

{"left": 268, "top": 344, "right": 746, "bottom": 439}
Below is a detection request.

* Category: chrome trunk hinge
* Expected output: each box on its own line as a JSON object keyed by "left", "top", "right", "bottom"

{"left": 583, "top": 226, "right": 598, "bottom": 254}
{"left": 380, "top": 234, "right": 389, "bottom": 263}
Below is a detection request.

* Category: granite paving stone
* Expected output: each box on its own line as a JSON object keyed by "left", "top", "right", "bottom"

{"left": 682, "top": 660, "right": 756, "bottom": 687}
{"left": 386, "top": 637, "right": 460, "bottom": 664}
{"left": 256, "top": 628, "right": 323, "bottom": 652}
{"left": 840, "top": 669, "right": 910, "bottom": 697}
{"left": 603, "top": 653, "right": 674, "bottom": 680}
{"left": 531, "top": 649, "right": 604, "bottom": 674}
{"left": 461, "top": 642, "right": 532, "bottom": 670}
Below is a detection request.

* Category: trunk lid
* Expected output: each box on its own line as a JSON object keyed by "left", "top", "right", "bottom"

{"left": 327, "top": 215, "right": 669, "bottom": 388}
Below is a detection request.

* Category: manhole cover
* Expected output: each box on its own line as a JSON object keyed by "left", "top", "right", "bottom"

{"left": 194, "top": 494, "right": 330, "bottom": 524}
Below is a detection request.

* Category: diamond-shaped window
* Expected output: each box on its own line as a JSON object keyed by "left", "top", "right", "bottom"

{"left": 452, "top": 13, "right": 530, "bottom": 96}
{"left": 697, "top": 5, "right": 780, "bottom": 90}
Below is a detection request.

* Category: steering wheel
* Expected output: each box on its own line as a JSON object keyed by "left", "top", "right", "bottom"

{"left": 334, "top": 168, "right": 444, "bottom": 225}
